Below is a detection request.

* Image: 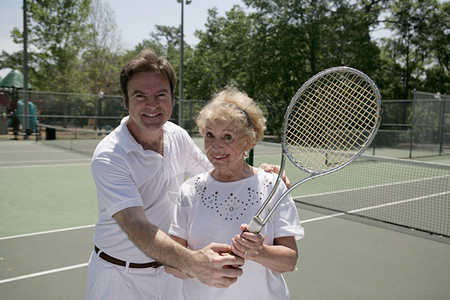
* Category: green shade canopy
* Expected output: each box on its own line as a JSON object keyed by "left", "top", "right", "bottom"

{"left": 0, "top": 69, "right": 32, "bottom": 89}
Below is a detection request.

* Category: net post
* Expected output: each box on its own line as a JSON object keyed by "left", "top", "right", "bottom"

{"left": 245, "top": 149, "right": 254, "bottom": 166}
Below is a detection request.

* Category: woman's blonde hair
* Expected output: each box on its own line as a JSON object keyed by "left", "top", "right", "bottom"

{"left": 196, "top": 86, "right": 266, "bottom": 149}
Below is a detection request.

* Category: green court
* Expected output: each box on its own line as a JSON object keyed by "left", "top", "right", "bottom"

{"left": 1, "top": 139, "right": 449, "bottom": 299}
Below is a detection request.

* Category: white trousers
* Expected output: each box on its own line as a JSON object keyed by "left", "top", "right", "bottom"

{"left": 85, "top": 251, "right": 183, "bottom": 300}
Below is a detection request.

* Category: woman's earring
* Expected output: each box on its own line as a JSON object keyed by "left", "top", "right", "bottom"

{"left": 244, "top": 150, "right": 249, "bottom": 157}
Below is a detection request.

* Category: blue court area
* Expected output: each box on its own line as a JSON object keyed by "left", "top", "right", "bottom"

{"left": 1, "top": 139, "right": 449, "bottom": 299}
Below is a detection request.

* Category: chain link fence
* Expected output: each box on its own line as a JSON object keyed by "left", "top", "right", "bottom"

{"left": 372, "top": 91, "right": 449, "bottom": 158}
{"left": 2, "top": 90, "right": 448, "bottom": 159}
{"left": 9, "top": 90, "right": 206, "bottom": 133}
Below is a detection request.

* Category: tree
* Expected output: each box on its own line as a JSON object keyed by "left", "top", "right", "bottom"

{"left": 10, "top": 0, "right": 92, "bottom": 92}
{"left": 422, "top": 1, "right": 449, "bottom": 94}
{"left": 237, "top": 0, "right": 381, "bottom": 134}
{"left": 242, "top": 0, "right": 310, "bottom": 135}
{"left": 186, "top": 7, "right": 254, "bottom": 100}
{"left": 327, "top": 0, "right": 381, "bottom": 72}
{"left": 80, "top": 0, "right": 124, "bottom": 95}
{"left": 0, "top": 51, "right": 25, "bottom": 73}
{"left": 134, "top": 24, "right": 186, "bottom": 93}
{"left": 381, "top": 0, "right": 446, "bottom": 98}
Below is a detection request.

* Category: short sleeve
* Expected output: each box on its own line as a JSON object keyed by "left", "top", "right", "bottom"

{"left": 270, "top": 181, "right": 304, "bottom": 240}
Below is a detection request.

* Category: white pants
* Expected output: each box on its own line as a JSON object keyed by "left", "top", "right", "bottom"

{"left": 85, "top": 251, "right": 183, "bottom": 300}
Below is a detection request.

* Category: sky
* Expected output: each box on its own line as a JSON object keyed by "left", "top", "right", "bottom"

{"left": 0, "top": 0, "right": 247, "bottom": 78}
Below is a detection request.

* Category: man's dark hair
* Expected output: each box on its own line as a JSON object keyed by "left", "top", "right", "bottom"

{"left": 120, "top": 48, "right": 177, "bottom": 108}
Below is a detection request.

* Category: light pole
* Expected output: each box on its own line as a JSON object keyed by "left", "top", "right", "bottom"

{"left": 23, "top": 0, "right": 29, "bottom": 135}
{"left": 177, "top": 0, "right": 192, "bottom": 128}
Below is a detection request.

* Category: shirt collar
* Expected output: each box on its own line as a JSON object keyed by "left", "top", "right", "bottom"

{"left": 116, "top": 116, "right": 171, "bottom": 154}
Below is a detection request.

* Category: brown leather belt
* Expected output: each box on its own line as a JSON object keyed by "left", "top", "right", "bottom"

{"left": 95, "top": 246, "right": 163, "bottom": 269}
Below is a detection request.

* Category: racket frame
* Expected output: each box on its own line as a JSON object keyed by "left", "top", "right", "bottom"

{"left": 247, "top": 66, "right": 381, "bottom": 233}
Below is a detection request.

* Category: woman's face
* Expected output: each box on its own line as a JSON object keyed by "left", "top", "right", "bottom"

{"left": 204, "top": 121, "right": 249, "bottom": 173}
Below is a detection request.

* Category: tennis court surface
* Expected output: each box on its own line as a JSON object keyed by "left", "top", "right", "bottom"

{"left": 1, "top": 139, "right": 449, "bottom": 299}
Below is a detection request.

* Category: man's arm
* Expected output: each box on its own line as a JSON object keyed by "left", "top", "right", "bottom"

{"left": 164, "top": 236, "right": 193, "bottom": 279}
{"left": 259, "top": 163, "right": 291, "bottom": 188}
{"left": 113, "top": 206, "right": 244, "bottom": 288}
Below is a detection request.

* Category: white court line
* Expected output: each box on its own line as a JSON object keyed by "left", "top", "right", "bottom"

{"left": 301, "top": 212, "right": 346, "bottom": 223}
{"left": 295, "top": 174, "right": 450, "bottom": 200}
{"left": 0, "top": 158, "right": 90, "bottom": 164}
{"left": 0, "top": 224, "right": 94, "bottom": 241}
{"left": 2, "top": 190, "right": 449, "bottom": 284}
{"left": 0, "top": 162, "right": 91, "bottom": 169}
{"left": 0, "top": 150, "right": 69, "bottom": 154}
{"left": 0, "top": 225, "right": 95, "bottom": 284}
{"left": 296, "top": 174, "right": 450, "bottom": 224}
{"left": 0, "top": 263, "right": 89, "bottom": 284}
{"left": 300, "top": 190, "right": 450, "bottom": 224}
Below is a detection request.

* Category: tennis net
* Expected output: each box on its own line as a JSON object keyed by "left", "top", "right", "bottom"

{"left": 36, "top": 123, "right": 111, "bottom": 155}
{"left": 252, "top": 142, "right": 450, "bottom": 241}
{"left": 36, "top": 129, "right": 450, "bottom": 241}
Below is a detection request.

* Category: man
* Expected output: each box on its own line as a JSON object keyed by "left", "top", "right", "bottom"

{"left": 85, "top": 49, "right": 244, "bottom": 299}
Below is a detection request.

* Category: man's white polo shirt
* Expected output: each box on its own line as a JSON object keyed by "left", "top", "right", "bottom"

{"left": 91, "top": 117, "right": 211, "bottom": 263}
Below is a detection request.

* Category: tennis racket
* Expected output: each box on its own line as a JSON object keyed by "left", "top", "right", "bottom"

{"left": 247, "top": 66, "right": 382, "bottom": 233}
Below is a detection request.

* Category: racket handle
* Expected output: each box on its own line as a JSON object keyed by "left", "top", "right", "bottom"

{"left": 247, "top": 216, "right": 264, "bottom": 233}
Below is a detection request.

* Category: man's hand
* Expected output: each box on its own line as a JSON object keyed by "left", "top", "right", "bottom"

{"left": 187, "top": 243, "right": 244, "bottom": 288}
{"left": 259, "top": 163, "right": 291, "bottom": 188}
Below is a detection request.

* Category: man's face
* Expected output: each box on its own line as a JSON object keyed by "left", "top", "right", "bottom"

{"left": 124, "top": 71, "right": 173, "bottom": 137}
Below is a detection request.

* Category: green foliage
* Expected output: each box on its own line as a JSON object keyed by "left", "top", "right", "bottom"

{"left": 0, "top": 0, "right": 447, "bottom": 137}
{"left": 380, "top": 0, "right": 448, "bottom": 98}
{"left": 183, "top": 0, "right": 383, "bottom": 134}
{"left": 19, "top": 0, "right": 92, "bottom": 92}
{"left": 79, "top": 0, "right": 124, "bottom": 95}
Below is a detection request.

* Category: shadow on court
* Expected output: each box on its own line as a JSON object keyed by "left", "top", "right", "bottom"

{"left": 1, "top": 140, "right": 449, "bottom": 299}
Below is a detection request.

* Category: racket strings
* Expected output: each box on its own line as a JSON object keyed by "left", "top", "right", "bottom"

{"left": 323, "top": 73, "right": 378, "bottom": 141}
{"left": 285, "top": 71, "right": 379, "bottom": 173}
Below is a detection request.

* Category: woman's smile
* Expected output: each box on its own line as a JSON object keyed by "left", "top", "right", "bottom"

{"left": 212, "top": 153, "right": 230, "bottom": 160}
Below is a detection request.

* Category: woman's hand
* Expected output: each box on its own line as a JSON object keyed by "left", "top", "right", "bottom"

{"left": 231, "top": 224, "right": 265, "bottom": 260}
{"left": 231, "top": 223, "right": 298, "bottom": 273}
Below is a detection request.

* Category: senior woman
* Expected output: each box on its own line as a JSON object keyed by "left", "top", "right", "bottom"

{"left": 167, "top": 86, "right": 304, "bottom": 299}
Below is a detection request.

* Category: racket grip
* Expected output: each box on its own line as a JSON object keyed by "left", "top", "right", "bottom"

{"left": 247, "top": 216, "right": 264, "bottom": 233}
